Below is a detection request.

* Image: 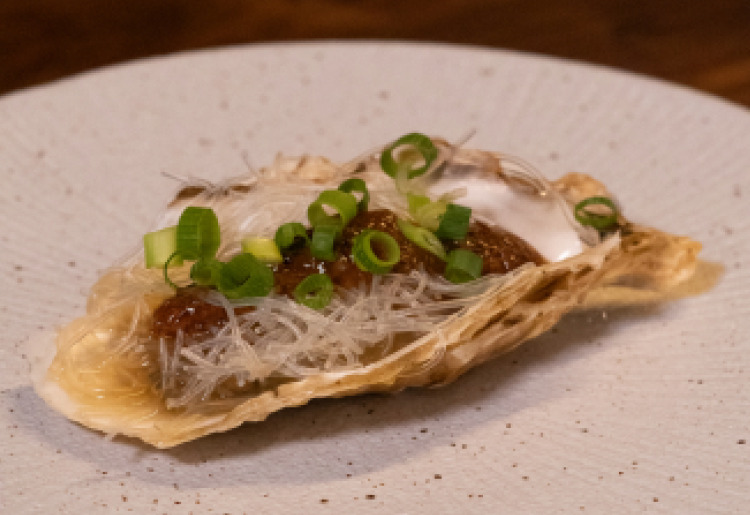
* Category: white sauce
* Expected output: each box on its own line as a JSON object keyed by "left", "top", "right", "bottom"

{"left": 427, "top": 162, "right": 584, "bottom": 262}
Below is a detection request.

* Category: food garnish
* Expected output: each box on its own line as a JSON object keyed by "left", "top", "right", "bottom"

{"left": 574, "top": 196, "right": 620, "bottom": 231}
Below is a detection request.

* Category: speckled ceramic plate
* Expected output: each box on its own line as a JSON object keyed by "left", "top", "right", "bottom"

{"left": 1, "top": 42, "right": 748, "bottom": 514}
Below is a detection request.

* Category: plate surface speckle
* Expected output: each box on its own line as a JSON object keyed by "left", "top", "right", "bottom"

{"left": 1, "top": 42, "right": 748, "bottom": 514}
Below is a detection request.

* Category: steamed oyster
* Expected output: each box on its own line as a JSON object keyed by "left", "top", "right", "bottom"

{"left": 33, "top": 136, "right": 700, "bottom": 448}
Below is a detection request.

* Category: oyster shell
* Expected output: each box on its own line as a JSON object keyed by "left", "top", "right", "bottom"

{"left": 32, "top": 138, "right": 701, "bottom": 448}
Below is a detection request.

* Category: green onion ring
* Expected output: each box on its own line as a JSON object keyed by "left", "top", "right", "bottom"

{"left": 414, "top": 200, "right": 447, "bottom": 232}
{"left": 190, "top": 258, "right": 224, "bottom": 286}
{"left": 435, "top": 203, "right": 472, "bottom": 240}
{"left": 216, "top": 253, "right": 274, "bottom": 299}
{"left": 163, "top": 251, "right": 183, "bottom": 289}
{"left": 351, "top": 230, "right": 401, "bottom": 274}
{"left": 444, "top": 249, "right": 483, "bottom": 284}
{"left": 396, "top": 219, "right": 447, "bottom": 261}
{"left": 175, "top": 206, "right": 221, "bottom": 261}
{"left": 293, "top": 274, "right": 334, "bottom": 310}
{"left": 310, "top": 225, "right": 340, "bottom": 261}
{"left": 574, "top": 196, "right": 619, "bottom": 230}
{"left": 242, "top": 237, "right": 283, "bottom": 264}
{"left": 307, "top": 190, "right": 358, "bottom": 229}
{"left": 407, "top": 193, "right": 431, "bottom": 215}
{"left": 143, "top": 225, "right": 182, "bottom": 268}
{"left": 338, "top": 178, "right": 370, "bottom": 212}
{"left": 275, "top": 222, "right": 310, "bottom": 251}
{"left": 380, "top": 133, "right": 439, "bottom": 179}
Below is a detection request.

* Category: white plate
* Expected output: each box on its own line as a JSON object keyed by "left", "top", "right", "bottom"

{"left": 1, "top": 42, "right": 748, "bottom": 514}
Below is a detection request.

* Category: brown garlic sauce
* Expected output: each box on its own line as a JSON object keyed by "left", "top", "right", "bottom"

{"left": 153, "top": 209, "right": 544, "bottom": 339}
{"left": 148, "top": 208, "right": 544, "bottom": 402}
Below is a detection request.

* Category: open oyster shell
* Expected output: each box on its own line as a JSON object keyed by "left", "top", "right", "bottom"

{"left": 32, "top": 139, "right": 700, "bottom": 448}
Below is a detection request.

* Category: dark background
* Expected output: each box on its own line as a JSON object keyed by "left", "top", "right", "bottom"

{"left": 2, "top": 1, "right": 749, "bottom": 107}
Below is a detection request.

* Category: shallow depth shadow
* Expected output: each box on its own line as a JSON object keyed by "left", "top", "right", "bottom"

{"left": 12, "top": 302, "right": 663, "bottom": 488}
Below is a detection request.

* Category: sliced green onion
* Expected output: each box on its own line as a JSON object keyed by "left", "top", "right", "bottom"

{"left": 444, "top": 249, "right": 483, "bottom": 284}
{"left": 163, "top": 251, "right": 183, "bottom": 289}
{"left": 307, "top": 190, "right": 358, "bottom": 229}
{"left": 338, "top": 178, "right": 370, "bottom": 212}
{"left": 351, "top": 230, "right": 401, "bottom": 274}
{"left": 574, "top": 196, "right": 619, "bottom": 230}
{"left": 396, "top": 219, "right": 447, "bottom": 261}
{"left": 293, "top": 274, "right": 334, "bottom": 310}
{"left": 242, "top": 237, "right": 283, "bottom": 264}
{"left": 413, "top": 200, "right": 447, "bottom": 231}
{"left": 144, "top": 225, "right": 182, "bottom": 268}
{"left": 407, "top": 193, "right": 431, "bottom": 214}
{"left": 190, "top": 258, "right": 224, "bottom": 286}
{"left": 435, "top": 203, "right": 472, "bottom": 240}
{"left": 216, "top": 253, "right": 274, "bottom": 299}
{"left": 175, "top": 206, "right": 221, "bottom": 261}
{"left": 274, "top": 222, "right": 309, "bottom": 251}
{"left": 380, "top": 133, "right": 438, "bottom": 179}
{"left": 310, "top": 225, "right": 339, "bottom": 261}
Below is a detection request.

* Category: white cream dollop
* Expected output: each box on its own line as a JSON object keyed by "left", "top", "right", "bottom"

{"left": 427, "top": 160, "right": 583, "bottom": 262}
